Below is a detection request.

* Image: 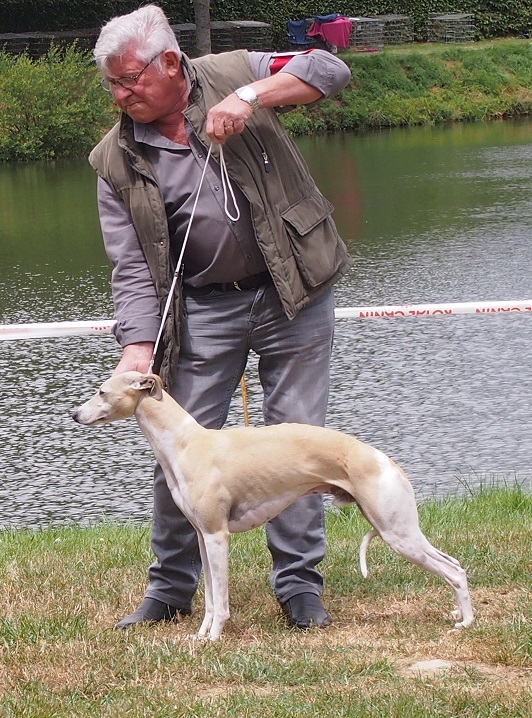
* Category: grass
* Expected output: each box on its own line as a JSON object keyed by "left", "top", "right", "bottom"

{"left": 0, "top": 483, "right": 530, "bottom": 716}
{"left": 283, "top": 38, "right": 532, "bottom": 134}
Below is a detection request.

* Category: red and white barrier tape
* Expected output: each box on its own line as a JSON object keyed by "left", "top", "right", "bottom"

{"left": 1, "top": 300, "right": 531, "bottom": 341}
{"left": 334, "top": 299, "right": 532, "bottom": 319}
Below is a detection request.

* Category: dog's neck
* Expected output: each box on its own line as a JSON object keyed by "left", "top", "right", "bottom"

{"left": 134, "top": 390, "right": 202, "bottom": 452}
{"left": 132, "top": 390, "right": 204, "bottom": 507}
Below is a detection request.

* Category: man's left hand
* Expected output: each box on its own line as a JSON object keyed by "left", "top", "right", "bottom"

{"left": 206, "top": 94, "right": 251, "bottom": 144}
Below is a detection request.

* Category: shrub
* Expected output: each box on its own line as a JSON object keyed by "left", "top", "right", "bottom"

{"left": 0, "top": 45, "right": 118, "bottom": 162}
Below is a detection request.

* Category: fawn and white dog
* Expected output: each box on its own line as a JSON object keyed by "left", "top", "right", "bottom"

{"left": 73, "top": 371, "right": 474, "bottom": 640}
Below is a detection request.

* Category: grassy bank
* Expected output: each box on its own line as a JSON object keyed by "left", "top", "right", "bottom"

{"left": 0, "top": 38, "right": 531, "bottom": 161}
{"left": 283, "top": 39, "right": 532, "bottom": 134}
{"left": 0, "top": 484, "right": 530, "bottom": 716}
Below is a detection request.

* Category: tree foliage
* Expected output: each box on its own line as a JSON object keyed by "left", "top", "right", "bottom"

{"left": 0, "top": 1, "right": 530, "bottom": 43}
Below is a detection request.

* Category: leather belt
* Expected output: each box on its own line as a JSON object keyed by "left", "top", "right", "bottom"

{"left": 185, "top": 271, "right": 271, "bottom": 295}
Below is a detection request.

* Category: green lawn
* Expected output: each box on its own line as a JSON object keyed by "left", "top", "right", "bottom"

{"left": 0, "top": 483, "right": 530, "bottom": 716}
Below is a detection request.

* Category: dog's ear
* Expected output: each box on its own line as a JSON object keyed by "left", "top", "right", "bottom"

{"left": 148, "top": 374, "right": 164, "bottom": 400}
{"left": 130, "top": 374, "right": 164, "bottom": 401}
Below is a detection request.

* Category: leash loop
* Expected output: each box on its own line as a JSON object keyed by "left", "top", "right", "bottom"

{"left": 219, "top": 146, "right": 240, "bottom": 222}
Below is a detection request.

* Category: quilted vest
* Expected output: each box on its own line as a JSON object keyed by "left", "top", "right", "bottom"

{"left": 89, "top": 50, "right": 353, "bottom": 380}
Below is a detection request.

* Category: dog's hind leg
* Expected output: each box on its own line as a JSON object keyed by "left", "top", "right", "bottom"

{"left": 358, "top": 456, "right": 473, "bottom": 628}
{"left": 377, "top": 523, "right": 474, "bottom": 628}
{"left": 196, "top": 530, "right": 231, "bottom": 640}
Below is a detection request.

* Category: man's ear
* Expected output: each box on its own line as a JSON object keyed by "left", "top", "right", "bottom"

{"left": 161, "top": 49, "right": 181, "bottom": 78}
{"left": 131, "top": 374, "right": 163, "bottom": 400}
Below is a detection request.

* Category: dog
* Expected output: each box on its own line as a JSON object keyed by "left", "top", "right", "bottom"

{"left": 73, "top": 371, "right": 474, "bottom": 640}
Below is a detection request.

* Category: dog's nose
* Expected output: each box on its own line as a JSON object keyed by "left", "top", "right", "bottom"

{"left": 72, "top": 411, "right": 80, "bottom": 423}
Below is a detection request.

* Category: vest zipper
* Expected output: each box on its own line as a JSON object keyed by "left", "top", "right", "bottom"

{"left": 246, "top": 126, "right": 271, "bottom": 173}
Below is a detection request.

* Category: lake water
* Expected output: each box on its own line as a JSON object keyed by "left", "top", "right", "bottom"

{"left": 1, "top": 119, "right": 531, "bottom": 528}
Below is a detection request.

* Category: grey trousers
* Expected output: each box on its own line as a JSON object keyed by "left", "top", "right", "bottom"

{"left": 145, "top": 283, "right": 335, "bottom": 609}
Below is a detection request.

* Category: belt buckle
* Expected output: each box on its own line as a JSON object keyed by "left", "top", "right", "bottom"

{"left": 233, "top": 281, "right": 242, "bottom": 291}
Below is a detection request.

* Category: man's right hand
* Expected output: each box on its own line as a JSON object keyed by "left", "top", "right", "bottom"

{"left": 113, "top": 342, "right": 155, "bottom": 375}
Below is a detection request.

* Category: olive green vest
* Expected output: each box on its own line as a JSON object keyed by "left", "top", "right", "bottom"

{"left": 89, "top": 50, "right": 352, "bottom": 380}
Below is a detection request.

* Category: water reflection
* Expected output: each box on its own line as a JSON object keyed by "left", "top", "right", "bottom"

{"left": 1, "top": 120, "right": 531, "bottom": 528}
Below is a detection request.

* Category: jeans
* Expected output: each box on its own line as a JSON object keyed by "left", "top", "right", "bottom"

{"left": 145, "top": 282, "right": 335, "bottom": 608}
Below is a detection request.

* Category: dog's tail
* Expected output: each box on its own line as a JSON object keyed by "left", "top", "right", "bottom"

{"left": 359, "top": 528, "right": 379, "bottom": 578}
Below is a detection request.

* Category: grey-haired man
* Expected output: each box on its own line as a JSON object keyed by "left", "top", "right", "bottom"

{"left": 90, "top": 4, "right": 352, "bottom": 630}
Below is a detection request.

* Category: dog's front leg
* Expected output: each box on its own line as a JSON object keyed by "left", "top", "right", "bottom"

{"left": 196, "top": 530, "right": 230, "bottom": 640}
{"left": 195, "top": 531, "right": 215, "bottom": 639}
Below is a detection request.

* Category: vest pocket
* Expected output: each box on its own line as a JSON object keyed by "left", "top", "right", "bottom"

{"left": 281, "top": 191, "right": 342, "bottom": 288}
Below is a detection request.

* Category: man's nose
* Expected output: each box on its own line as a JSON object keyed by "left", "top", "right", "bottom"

{"left": 110, "top": 83, "right": 133, "bottom": 101}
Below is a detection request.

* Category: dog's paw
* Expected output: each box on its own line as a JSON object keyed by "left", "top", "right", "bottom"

{"left": 448, "top": 618, "right": 474, "bottom": 632}
{"left": 189, "top": 632, "right": 208, "bottom": 642}
{"left": 194, "top": 631, "right": 210, "bottom": 640}
{"left": 448, "top": 610, "right": 466, "bottom": 632}
{"left": 449, "top": 608, "right": 474, "bottom": 630}
{"left": 448, "top": 625, "right": 463, "bottom": 634}
{"left": 454, "top": 618, "right": 474, "bottom": 629}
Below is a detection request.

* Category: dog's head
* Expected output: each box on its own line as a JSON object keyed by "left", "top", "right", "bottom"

{"left": 72, "top": 371, "right": 163, "bottom": 426}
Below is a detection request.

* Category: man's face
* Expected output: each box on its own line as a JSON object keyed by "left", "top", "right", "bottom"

{"left": 104, "top": 48, "right": 185, "bottom": 123}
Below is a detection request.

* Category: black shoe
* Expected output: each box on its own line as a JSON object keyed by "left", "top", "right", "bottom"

{"left": 114, "top": 597, "right": 192, "bottom": 629}
{"left": 280, "top": 593, "right": 332, "bottom": 629}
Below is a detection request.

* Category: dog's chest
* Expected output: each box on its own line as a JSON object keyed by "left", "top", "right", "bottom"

{"left": 227, "top": 493, "right": 300, "bottom": 533}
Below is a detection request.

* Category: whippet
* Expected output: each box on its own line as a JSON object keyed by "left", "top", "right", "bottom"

{"left": 72, "top": 371, "right": 474, "bottom": 640}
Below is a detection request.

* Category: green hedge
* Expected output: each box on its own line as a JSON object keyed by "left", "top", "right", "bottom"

{"left": 1, "top": 1, "right": 530, "bottom": 42}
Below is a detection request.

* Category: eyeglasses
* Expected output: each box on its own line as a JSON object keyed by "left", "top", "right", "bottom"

{"left": 100, "top": 54, "right": 160, "bottom": 92}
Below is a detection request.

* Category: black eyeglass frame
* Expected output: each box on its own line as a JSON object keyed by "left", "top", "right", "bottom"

{"left": 100, "top": 53, "right": 161, "bottom": 92}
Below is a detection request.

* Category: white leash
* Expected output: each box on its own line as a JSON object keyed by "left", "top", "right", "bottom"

{"left": 219, "top": 146, "right": 240, "bottom": 222}
{"left": 148, "top": 142, "right": 238, "bottom": 374}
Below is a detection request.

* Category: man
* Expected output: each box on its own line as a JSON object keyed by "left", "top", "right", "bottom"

{"left": 90, "top": 4, "right": 353, "bottom": 630}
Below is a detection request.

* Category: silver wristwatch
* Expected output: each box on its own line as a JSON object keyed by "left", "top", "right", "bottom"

{"left": 234, "top": 85, "right": 260, "bottom": 113}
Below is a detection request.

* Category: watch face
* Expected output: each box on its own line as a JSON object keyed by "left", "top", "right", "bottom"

{"left": 239, "top": 88, "right": 254, "bottom": 101}
{"left": 236, "top": 86, "right": 259, "bottom": 111}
